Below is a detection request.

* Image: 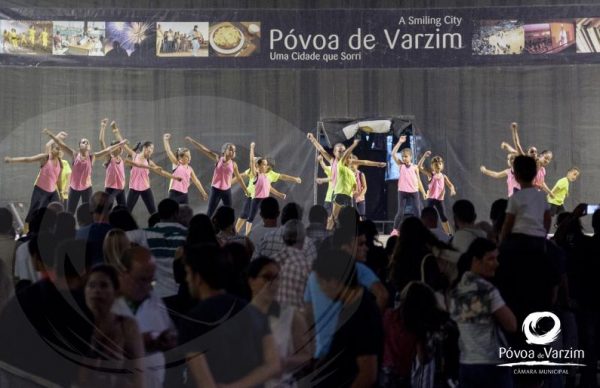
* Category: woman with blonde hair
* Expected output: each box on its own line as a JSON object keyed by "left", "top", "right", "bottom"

{"left": 102, "top": 229, "right": 131, "bottom": 269}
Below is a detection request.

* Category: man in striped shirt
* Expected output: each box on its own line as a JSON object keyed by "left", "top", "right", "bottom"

{"left": 127, "top": 198, "right": 187, "bottom": 297}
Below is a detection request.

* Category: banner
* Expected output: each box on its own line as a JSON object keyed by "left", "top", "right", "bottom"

{"left": 1, "top": 6, "right": 600, "bottom": 68}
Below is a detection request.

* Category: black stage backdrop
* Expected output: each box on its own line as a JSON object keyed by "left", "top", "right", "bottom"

{"left": 0, "top": 0, "right": 598, "bottom": 229}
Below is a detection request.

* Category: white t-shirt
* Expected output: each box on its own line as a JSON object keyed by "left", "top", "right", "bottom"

{"left": 506, "top": 187, "right": 549, "bottom": 237}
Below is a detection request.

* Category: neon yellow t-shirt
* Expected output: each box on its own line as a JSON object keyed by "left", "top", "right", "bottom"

{"left": 323, "top": 166, "right": 334, "bottom": 202}
{"left": 548, "top": 177, "right": 569, "bottom": 206}
{"left": 334, "top": 163, "right": 356, "bottom": 197}
{"left": 243, "top": 169, "right": 281, "bottom": 198}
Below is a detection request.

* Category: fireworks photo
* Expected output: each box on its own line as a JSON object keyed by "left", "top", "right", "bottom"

{"left": 105, "top": 22, "right": 153, "bottom": 57}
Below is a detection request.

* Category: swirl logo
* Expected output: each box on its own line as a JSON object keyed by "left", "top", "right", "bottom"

{"left": 522, "top": 311, "right": 561, "bottom": 345}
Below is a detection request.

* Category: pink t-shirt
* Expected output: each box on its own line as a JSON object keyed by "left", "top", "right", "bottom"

{"left": 398, "top": 164, "right": 419, "bottom": 193}
{"left": 129, "top": 154, "right": 150, "bottom": 191}
{"left": 533, "top": 166, "right": 546, "bottom": 189}
{"left": 170, "top": 164, "right": 192, "bottom": 193}
{"left": 36, "top": 157, "right": 61, "bottom": 193}
{"left": 70, "top": 153, "right": 92, "bottom": 191}
{"left": 211, "top": 157, "right": 234, "bottom": 190}
{"left": 427, "top": 173, "right": 445, "bottom": 200}
{"left": 506, "top": 169, "right": 520, "bottom": 197}
{"left": 105, "top": 157, "right": 125, "bottom": 190}
{"left": 354, "top": 170, "right": 365, "bottom": 202}
{"left": 254, "top": 173, "right": 271, "bottom": 199}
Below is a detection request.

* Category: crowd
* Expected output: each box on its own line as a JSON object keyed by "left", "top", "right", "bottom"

{"left": 525, "top": 35, "right": 553, "bottom": 54}
{"left": 0, "top": 152, "right": 599, "bottom": 388}
{"left": 472, "top": 22, "right": 522, "bottom": 55}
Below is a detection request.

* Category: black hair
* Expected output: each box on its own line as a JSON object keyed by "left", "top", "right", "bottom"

{"left": 28, "top": 232, "right": 58, "bottom": 270}
{"left": 260, "top": 197, "right": 280, "bottom": 220}
{"left": 213, "top": 206, "right": 235, "bottom": 231}
{"left": 456, "top": 238, "right": 497, "bottom": 283}
{"left": 281, "top": 202, "right": 302, "bottom": 225}
{"left": 148, "top": 212, "right": 160, "bottom": 228}
{"left": 247, "top": 256, "right": 278, "bottom": 279}
{"left": 55, "top": 212, "right": 76, "bottom": 243}
{"left": 132, "top": 141, "right": 153, "bottom": 155}
{"left": 453, "top": 200, "right": 477, "bottom": 224}
{"left": 312, "top": 248, "right": 358, "bottom": 288}
{"left": 0, "top": 207, "right": 13, "bottom": 234}
{"left": 187, "top": 214, "right": 218, "bottom": 245}
{"left": 158, "top": 198, "right": 179, "bottom": 221}
{"left": 420, "top": 206, "right": 438, "bottom": 221}
{"left": 87, "top": 264, "right": 120, "bottom": 291}
{"left": 308, "top": 204, "right": 328, "bottom": 225}
{"left": 183, "top": 243, "right": 229, "bottom": 290}
{"left": 76, "top": 203, "right": 93, "bottom": 227}
{"left": 109, "top": 209, "right": 139, "bottom": 231}
{"left": 513, "top": 155, "right": 537, "bottom": 183}
{"left": 337, "top": 207, "right": 360, "bottom": 230}
{"left": 29, "top": 207, "right": 58, "bottom": 235}
{"left": 593, "top": 209, "right": 600, "bottom": 232}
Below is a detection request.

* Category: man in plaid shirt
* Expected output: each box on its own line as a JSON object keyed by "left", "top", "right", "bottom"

{"left": 274, "top": 220, "right": 312, "bottom": 308}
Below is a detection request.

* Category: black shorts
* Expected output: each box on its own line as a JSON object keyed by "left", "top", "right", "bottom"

{"left": 333, "top": 194, "right": 353, "bottom": 207}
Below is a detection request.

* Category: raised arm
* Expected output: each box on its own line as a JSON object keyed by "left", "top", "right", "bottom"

{"left": 93, "top": 139, "right": 127, "bottom": 159}
{"left": 249, "top": 142, "right": 257, "bottom": 178}
{"left": 45, "top": 131, "right": 68, "bottom": 153}
{"left": 233, "top": 162, "right": 250, "bottom": 197}
{"left": 43, "top": 128, "right": 75, "bottom": 159}
{"left": 444, "top": 175, "right": 457, "bottom": 196}
{"left": 98, "top": 118, "right": 108, "bottom": 149}
{"left": 511, "top": 122, "right": 526, "bottom": 155}
{"left": 391, "top": 135, "right": 407, "bottom": 165}
{"left": 185, "top": 136, "right": 219, "bottom": 162}
{"left": 4, "top": 153, "right": 48, "bottom": 164}
{"left": 480, "top": 166, "right": 508, "bottom": 179}
{"left": 307, "top": 132, "right": 333, "bottom": 163}
{"left": 277, "top": 173, "right": 302, "bottom": 184}
{"left": 190, "top": 169, "right": 208, "bottom": 200}
{"left": 163, "top": 133, "right": 178, "bottom": 165}
{"left": 269, "top": 186, "right": 286, "bottom": 200}
{"left": 417, "top": 151, "right": 433, "bottom": 180}
{"left": 111, "top": 122, "right": 136, "bottom": 158}
{"left": 340, "top": 139, "right": 360, "bottom": 164}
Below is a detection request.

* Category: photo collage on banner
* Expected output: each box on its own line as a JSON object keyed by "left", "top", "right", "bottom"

{"left": 472, "top": 19, "right": 577, "bottom": 55}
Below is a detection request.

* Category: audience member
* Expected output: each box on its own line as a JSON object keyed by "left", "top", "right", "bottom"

{"left": 0, "top": 207, "right": 16, "bottom": 276}
{"left": 75, "top": 191, "right": 114, "bottom": 266}
{"left": 421, "top": 206, "right": 450, "bottom": 243}
{"left": 306, "top": 204, "right": 329, "bottom": 246}
{"left": 102, "top": 229, "right": 131, "bottom": 269}
{"left": 274, "top": 220, "right": 311, "bottom": 308}
{"left": 213, "top": 206, "right": 254, "bottom": 254}
{"left": 248, "top": 197, "right": 280, "bottom": 247}
{"left": 109, "top": 208, "right": 139, "bottom": 231}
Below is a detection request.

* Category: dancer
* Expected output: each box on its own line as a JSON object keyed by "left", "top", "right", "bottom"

{"left": 328, "top": 139, "right": 360, "bottom": 229}
{"left": 4, "top": 140, "right": 63, "bottom": 223}
{"left": 418, "top": 151, "right": 457, "bottom": 235}
{"left": 349, "top": 154, "right": 368, "bottom": 220}
{"left": 501, "top": 122, "right": 538, "bottom": 159}
{"left": 163, "top": 133, "right": 208, "bottom": 204}
{"left": 42, "top": 128, "right": 126, "bottom": 214}
{"left": 111, "top": 122, "right": 179, "bottom": 215}
{"left": 235, "top": 152, "right": 301, "bottom": 234}
{"left": 185, "top": 136, "right": 249, "bottom": 217}
{"left": 98, "top": 118, "right": 129, "bottom": 207}
{"left": 534, "top": 150, "right": 554, "bottom": 196}
{"left": 42, "top": 131, "right": 71, "bottom": 207}
{"left": 480, "top": 153, "right": 520, "bottom": 197}
{"left": 244, "top": 142, "right": 286, "bottom": 234}
{"left": 316, "top": 155, "right": 334, "bottom": 215}
{"left": 391, "top": 135, "right": 427, "bottom": 234}
{"left": 548, "top": 167, "right": 580, "bottom": 216}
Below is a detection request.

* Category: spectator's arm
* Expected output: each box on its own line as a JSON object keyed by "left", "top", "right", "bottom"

{"left": 186, "top": 353, "right": 218, "bottom": 388}
{"left": 544, "top": 209, "right": 552, "bottom": 234}
{"left": 370, "top": 281, "right": 389, "bottom": 311}
{"left": 499, "top": 213, "right": 515, "bottom": 243}
{"left": 350, "top": 355, "right": 378, "bottom": 388}
{"left": 221, "top": 334, "right": 282, "bottom": 388}
{"left": 493, "top": 305, "right": 517, "bottom": 333}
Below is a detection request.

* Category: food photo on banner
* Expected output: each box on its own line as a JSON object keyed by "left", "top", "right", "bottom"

{"left": 209, "top": 22, "right": 261, "bottom": 57}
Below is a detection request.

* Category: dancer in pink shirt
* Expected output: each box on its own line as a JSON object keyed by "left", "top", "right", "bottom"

{"left": 418, "top": 151, "right": 457, "bottom": 235}
{"left": 163, "top": 133, "right": 208, "bottom": 204}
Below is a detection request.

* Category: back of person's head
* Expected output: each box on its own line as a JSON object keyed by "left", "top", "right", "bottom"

{"left": 337, "top": 207, "right": 359, "bottom": 229}
{"left": 47, "top": 201, "right": 65, "bottom": 214}
{"left": 512, "top": 155, "right": 537, "bottom": 184}
{"left": 456, "top": 238, "right": 497, "bottom": 282}
{"left": 90, "top": 191, "right": 112, "bottom": 216}
{"left": 147, "top": 212, "right": 160, "bottom": 228}
{"left": 28, "top": 232, "right": 58, "bottom": 270}
{"left": 55, "top": 212, "right": 76, "bottom": 242}
{"left": 187, "top": 214, "right": 218, "bottom": 245}
{"left": 184, "top": 243, "right": 229, "bottom": 290}
{"left": 178, "top": 205, "right": 194, "bottom": 228}
{"left": 490, "top": 198, "right": 508, "bottom": 222}
{"left": 247, "top": 256, "right": 278, "bottom": 279}
{"left": 593, "top": 209, "right": 600, "bottom": 234}
{"left": 385, "top": 235, "right": 398, "bottom": 257}
{"left": 312, "top": 248, "right": 358, "bottom": 288}
{"left": 0, "top": 207, "right": 13, "bottom": 234}
{"left": 360, "top": 220, "right": 379, "bottom": 244}
{"left": 280, "top": 202, "right": 302, "bottom": 225}
{"left": 54, "top": 239, "right": 87, "bottom": 280}
{"left": 400, "top": 281, "right": 443, "bottom": 339}
{"left": 213, "top": 206, "right": 235, "bottom": 231}
{"left": 29, "top": 207, "right": 58, "bottom": 235}
{"left": 282, "top": 219, "right": 306, "bottom": 246}
{"left": 158, "top": 198, "right": 179, "bottom": 221}
{"left": 260, "top": 197, "right": 280, "bottom": 220}
{"left": 76, "top": 203, "right": 93, "bottom": 227}
{"left": 453, "top": 199, "right": 477, "bottom": 225}
{"left": 397, "top": 216, "right": 441, "bottom": 250}
{"left": 420, "top": 206, "right": 439, "bottom": 228}
{"left": 103, "top": 229, "right": 130, "bottom": 269}
{"left": 118, "top": 245, "right": 151, "bottom": 272}
{"left": 109, "top": 209, "right": 138, "bottom": 231}
{"left": 308, "top": 204, "right": 328, "bottom": 225}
